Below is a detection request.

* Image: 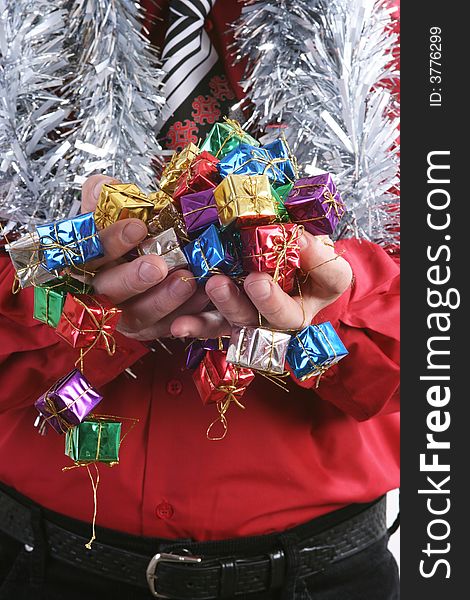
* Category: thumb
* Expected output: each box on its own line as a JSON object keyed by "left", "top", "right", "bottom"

{"left": 81, "top": 175, "right": 120, "bottom": 214}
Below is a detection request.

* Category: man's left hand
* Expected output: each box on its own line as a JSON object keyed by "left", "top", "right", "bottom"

{"left": 170, "top": 231, "right": 353, "bottom": 338}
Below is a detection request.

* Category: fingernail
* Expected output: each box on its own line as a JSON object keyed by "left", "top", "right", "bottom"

{"left": 93, "top": 177, "right": 116, "bottom": 200}
{"left": 298, "top": 234, "right": 308, "bottom": 249}
{"left": 170, "top": 277, "right": 193, "bottom": 296}
{"left": 122, "top": 221, "right": 146, "bottom": 244}
{"left": 138, "top": 261, "right": 163, "bottom": 284}
{"left": 209, "top": 283, "right": 232, "bottom": 303}
{"left": 171, "top": 329, "right": 191, "bottom": 342}
{"left": 93, "top": 182, "right": 105, "bottom": 200}
{"left": 246, "top": 279, "right": 272, "bottom": 300}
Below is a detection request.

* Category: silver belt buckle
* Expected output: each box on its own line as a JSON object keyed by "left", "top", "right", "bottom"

{"left": 146, "top": 551, "right": 202, "bottom": 598}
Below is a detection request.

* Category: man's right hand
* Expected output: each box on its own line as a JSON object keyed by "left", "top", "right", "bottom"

{"left": 80, "top": 175, "right": 209, "bottom": 341}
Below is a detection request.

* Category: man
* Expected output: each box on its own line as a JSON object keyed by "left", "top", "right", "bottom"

{"left": 0, "top": 174, "right": 400, "bottom": 600}
{"left": 0, "top": 1, "right": 400, "bottom": 599}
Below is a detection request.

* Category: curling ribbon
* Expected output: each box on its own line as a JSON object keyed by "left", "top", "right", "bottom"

{"left": 63, "top": 415, "right": 138, "bottom": 548}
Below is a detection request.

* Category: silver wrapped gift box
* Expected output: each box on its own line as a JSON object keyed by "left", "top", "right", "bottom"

{"left": 138, "top": 227, "right": 188, "bottom": 272}
{"left": 226, "top": 325, "right": 292, "bottom": 375}
{"left": 6, "top": 232, "right": 57, "bottom": 288}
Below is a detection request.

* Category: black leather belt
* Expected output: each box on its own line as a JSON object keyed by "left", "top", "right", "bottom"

{"left": 0, "top": 487, "right": 387, "bottom": 599}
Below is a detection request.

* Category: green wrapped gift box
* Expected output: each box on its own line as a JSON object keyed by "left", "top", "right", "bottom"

{"left": 273, "top": 182, "right": 294, "bottom": 202}
{"left": 200, "top": 120, "right": 259, "bottom": 159}
{"left": 271, "top": 186, "right": 291, "bottom": 223}
{"left": 65, "top": 420, "right": 121, "bottom": 463}
{"left": 33, "top": 278, "right": 92, "bottom": 328}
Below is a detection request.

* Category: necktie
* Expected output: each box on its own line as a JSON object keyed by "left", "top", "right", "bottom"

{"left": 158, "top": 0, "right": 237, "bottom": 151}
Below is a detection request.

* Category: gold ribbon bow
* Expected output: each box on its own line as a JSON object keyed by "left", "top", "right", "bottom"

{"left": 206, "top": 369, "right": 247, "bottom": 441}
{"left": 270, "top": 224, "right": 303, "bottom": 286}
{"left": 40, "top": 222, "right": 98, "bottom": 268}
{"left": 212, "top": 117, "right": 251, "bottom": 158}
{"left": 321, "top": 188, "right": 344, "bottom": 219}
{"left": 223, "top": 117, "right": 246, "bottom": 138}
{"left": 235, "top": 149, "right": 294, "bottom": 185}
{"left": 202, "top": 362, "right": 247, "bottom": 441}
{"left": 241, "top": 176, "right": 266, "bottom": 216}
{"left": 292, "top": 184, "right": 344, "bottom": 224}
{"left": 61, "top": 295, "right": 118, "bottom": 370}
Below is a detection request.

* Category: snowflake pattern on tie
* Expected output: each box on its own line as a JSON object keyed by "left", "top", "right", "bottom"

{"left": 166, "top": 119, "right": 199, "bottom": 151}
{"left": 163, "top": 73, "right": 235, "bottom": 151}
{"left": 192, "top": 95, "right": 221, "bottom": 125}
{"left": 209, "top": 75, "right": 236, "bottom": 102}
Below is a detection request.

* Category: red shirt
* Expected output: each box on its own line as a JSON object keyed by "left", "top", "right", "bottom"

{"left": 0, "top": 238, "right": 399, "bottom": 540}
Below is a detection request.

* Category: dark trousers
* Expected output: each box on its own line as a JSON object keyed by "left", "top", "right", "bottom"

{"left": 0, "top": 485, "right": 399, "bottom": 600}
{"left": 0, "top": 529, "right": 399, "bottom": 600}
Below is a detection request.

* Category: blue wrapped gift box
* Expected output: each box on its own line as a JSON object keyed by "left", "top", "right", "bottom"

{"left": 37, "top": 212, "right": 104, "bottom": 272}
{"left": 286, "top": 322, "right": 348, "bottom": 381}
{"left": 218, "top": 138, "right": 296, "bottom": 185}
{"left": 183, "top": 224, "right": 241, "bottom": 283}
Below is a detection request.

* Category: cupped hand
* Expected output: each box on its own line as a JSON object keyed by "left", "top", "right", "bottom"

{"left": 170, "top": 231, "right": 353, "bottom": 338}
{"left": 79, "top": 175, "right": 209, "bottom": 340}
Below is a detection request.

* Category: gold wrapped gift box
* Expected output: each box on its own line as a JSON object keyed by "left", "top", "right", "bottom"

{"left": 159, "top": 143, "right": 200, "bottom": 196}
{"left": 214, "top": 174, "right": 277, "bottom": 228}
{"left": 94, "top": 183, "right": 154, "bottom": 229}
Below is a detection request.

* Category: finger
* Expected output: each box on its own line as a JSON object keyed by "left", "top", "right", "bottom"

{"left": 123, "top": 290, "right": 211, "bottom": 340}
{"left": 81, "top": 175, "right": 120, "bottom": 214}
{"left": 299, "top": 233, "right": 352, "bottom": 296}
{"left": 244, "top": 272, "right": 306, "bottom": 330}
{"left": 92, "top": 254, "right": 168, "bottom": 304}
{"left": 298, "top": 232, "right": 336, "bottom": 270}
{"left": 117, "top": 270, "right": 197, "bottom": 333}
{"left": 86, "top": 218, "right": 148, "bottom": 270}
{"left": 205, "top": 275, "right": 258, "bottom": 326}
{"left": 171, "top": 310, "right": 231, "bottom": 340}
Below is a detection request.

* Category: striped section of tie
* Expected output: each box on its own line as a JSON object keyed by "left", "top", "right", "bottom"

{"left": 160, "top": 0, "right": 218, "bottom": 126}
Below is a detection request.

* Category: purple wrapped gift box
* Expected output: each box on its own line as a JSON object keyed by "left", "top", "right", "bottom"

{"left": 186, "top": 338, "right": 230, "bottom": 370}
{"left": 180, "top": 189, "right": 218, "bottom": 235}
{"left": 284, "top": 173, "right": 345, "bottom": 235}
{"left": 35, "top": 369, "right": 103, "bottom": 434}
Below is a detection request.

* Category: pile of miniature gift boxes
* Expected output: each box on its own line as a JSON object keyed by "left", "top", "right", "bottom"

{"left": 6, "top": 119, "right": 349, "bottom": 447}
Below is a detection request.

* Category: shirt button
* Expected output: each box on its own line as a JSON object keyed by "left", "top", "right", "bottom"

{"left": 166, "top": 378, "right": 183, "bottom": 396}
{"left": 156, "top": 501, "right": 174, "bottom": 520}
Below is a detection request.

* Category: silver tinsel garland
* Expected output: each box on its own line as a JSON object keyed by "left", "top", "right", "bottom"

{"left": 232, "top": 0, "right": 321, "bottom": 138}
{"left": 233, "top": 0, "right": 400, "bottom": 248}
{"left": 0, "top": 0, "right": 166, "bottom": 225}
{"left": 0, "top": 0, "right": 71, "bottom": 223}
{"left": 64, "top": 0, "right": 166, "bottom": 197}
{"left": 1, "top": 0, "right": 399, "bottom": 246}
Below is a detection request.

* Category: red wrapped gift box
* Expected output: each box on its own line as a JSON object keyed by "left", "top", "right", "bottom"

{"left": 56, "top": 293, "right": 121, "bottom": 353}
{"left": 172, "top": 151, "right": 221, "bottom": 204}
{"left": 193, "top": 350, "right": 255, "bottom": 405}
{"left": 240, "top": 223, "right": 302, "bottom": 293}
